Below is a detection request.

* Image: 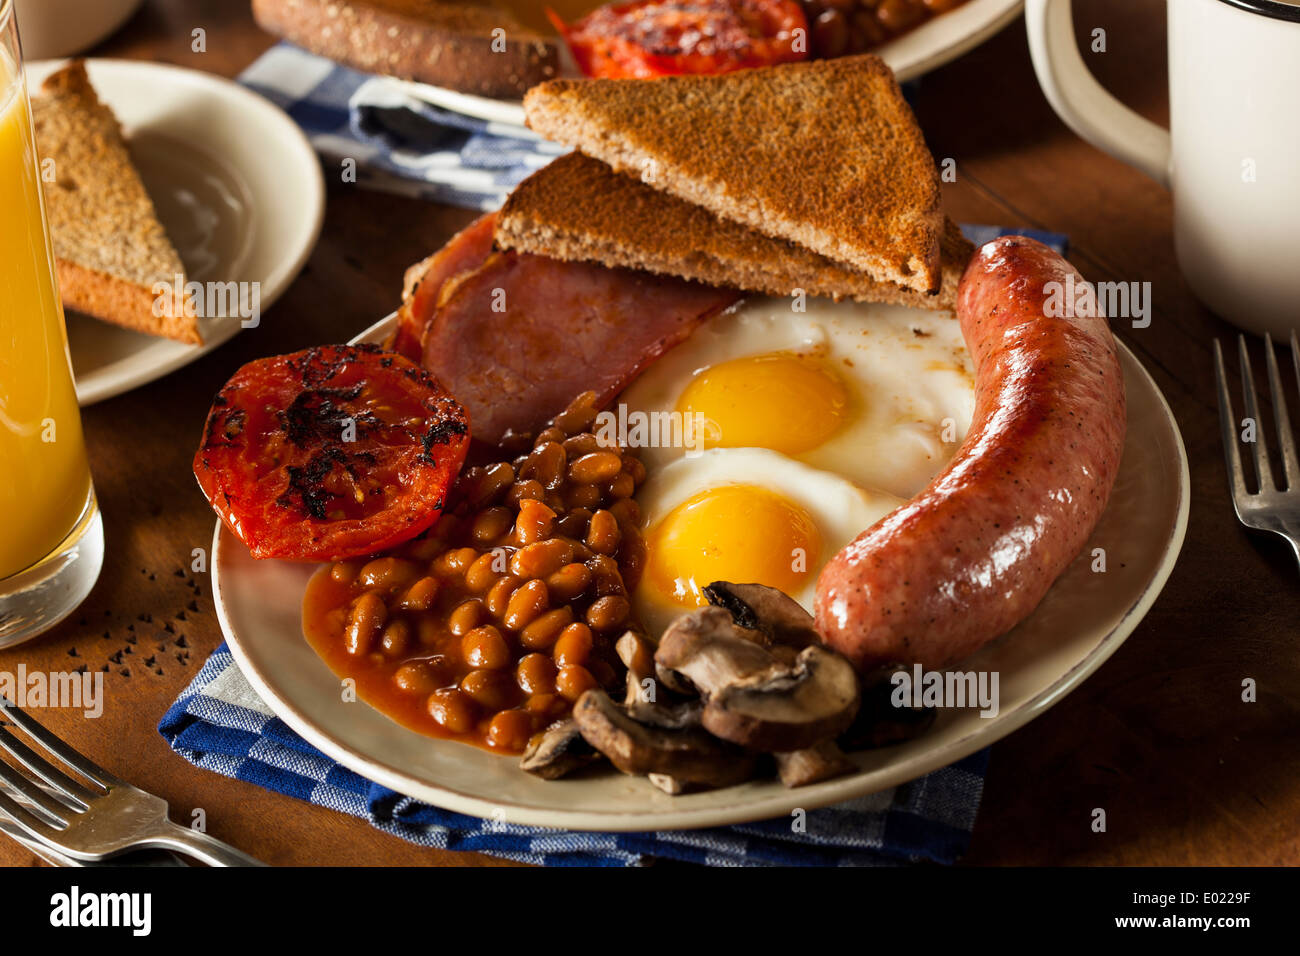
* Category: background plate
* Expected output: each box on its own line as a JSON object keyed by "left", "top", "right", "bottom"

{"left": 212, "top": 312, "right": 1188, "bottom": 832}
{"left": 401, "top": 0, "right": 1026, "bottom": 129}
{"left": 25, "top": 59, "right": 325, "bottom": 406}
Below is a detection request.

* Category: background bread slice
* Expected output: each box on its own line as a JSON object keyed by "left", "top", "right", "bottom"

{"left": 524, "top": 55, "right": 944, "bottom": 293}
{"left": 497, "top": 152, "right": 971, "bottom": 310}
{"left": 252, "top": 0, "right": 560, "bottom": 99}
{"left": 31, "top": 61, "right": 199, "bottom": 345}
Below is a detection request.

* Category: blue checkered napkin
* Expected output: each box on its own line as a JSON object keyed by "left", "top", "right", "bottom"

{"left": 237, "top": 43, "right": 565, "bottom": 211}
{"left": 960, "top": 225, "right": 1069, "bottom": 257}
{"left": 159, "top": 644, "right": 988, "bottom": 867}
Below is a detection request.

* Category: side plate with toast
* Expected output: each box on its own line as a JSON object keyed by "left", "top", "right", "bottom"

{"left": 26, "top": 59, "right": 325, "bottom": 406}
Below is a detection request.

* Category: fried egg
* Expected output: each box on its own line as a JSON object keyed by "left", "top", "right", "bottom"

{"left": 621, "top": 296, "right": 978, "bottom": 635}
{"left": 632, "top": 447, "right": 904, "bottom": 636}
{"left": 618, "top": 297, "right": 976, "bottom": 499}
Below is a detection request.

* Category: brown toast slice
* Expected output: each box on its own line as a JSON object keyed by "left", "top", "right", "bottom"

{"left": 523, "top": 54, "right": 944, "bottom": 293}
{"left": 251, "top": 0, "right": 567, "bottom": 99}
{"left": 497, "top": 151, "right": 971, "bottom": 310}
{"left": 31, "top": 61, "right": 199, "bottom": 345}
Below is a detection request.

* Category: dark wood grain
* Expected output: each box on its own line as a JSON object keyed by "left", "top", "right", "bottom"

{"left": 1, "top": 0, "right": 1294, "bottom": 867}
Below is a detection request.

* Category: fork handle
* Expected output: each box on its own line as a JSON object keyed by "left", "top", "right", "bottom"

{"left": 143, "top": 821, "right": 268, "bottom": 867}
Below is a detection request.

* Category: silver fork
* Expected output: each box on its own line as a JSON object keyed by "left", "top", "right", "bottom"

{"left": 1, "top": 814, "right": 187, "bottom": 867}
{"left": 1213, "top": 332, "right": 1300, "bottom": 570}
{"left": 0, "top": 697, "right": 265, "bottom": 866}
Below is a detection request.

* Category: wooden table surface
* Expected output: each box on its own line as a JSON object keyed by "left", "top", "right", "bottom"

{"left": 3, "top": 0, "right": 1296, "bottom": 868}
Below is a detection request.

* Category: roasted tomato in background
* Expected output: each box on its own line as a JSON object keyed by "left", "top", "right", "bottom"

{"left": 194, "top": 344, "right": 470, "bottom": 562}
{"left": 552, "top": 0, "right": 809, "bottom": 79}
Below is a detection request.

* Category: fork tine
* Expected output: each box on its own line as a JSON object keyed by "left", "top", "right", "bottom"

{"left": 1237, "top": 334, "right": 1275, "bottom": 492}
{"left": 0, "top": 698, "right": 116, "bottom": 790}
{"left": 0, "top": 787, "right": 65, "bottom": 846}
{"left": 1263, "top": 333, "right": 1300, "bottom": 489}
{"left": 1215, "top": 339, "right": 1250, "bottom": 506}
{"left": 0, "top": 759, "right": 71, "bottom": 826}
{"left": 0, "top": 724, "right": 96, "bottom": 807}
{"left": 1292, "top": 331, "right": 1300, "bottom": 417}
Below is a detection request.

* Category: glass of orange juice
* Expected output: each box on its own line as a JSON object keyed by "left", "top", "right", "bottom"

{"left": 0, "top": 0, "right": 103, "bottom": 648}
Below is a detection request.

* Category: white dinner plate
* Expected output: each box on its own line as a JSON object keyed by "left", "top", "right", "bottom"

{"left": 211, "top": 311, "right": 1189, "bottom": 832}
{"left": 402, "top": 0, "right": 1026, "bottom": 129}
{"left": 25, "top": 59, "right": 326, "bottom": 406}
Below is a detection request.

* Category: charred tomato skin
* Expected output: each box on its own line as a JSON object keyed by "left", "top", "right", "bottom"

{"left": 553, "top": 0, "right": 809, "bottom": 80}
{"left": 194, "top": 344, "right": 469, "bottom": 562}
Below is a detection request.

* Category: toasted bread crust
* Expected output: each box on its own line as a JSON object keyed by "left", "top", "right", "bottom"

{"left": 524, "top": 55, "right": 944, "bottom": 293}
{"left": 55, "top": 261, "right": 200, "bottom": 345}
{"left": 252, "top": 0, "right": 560, "bottom": 99}
{"left": 32, "top": 61, "right": 199, "bottom": 345}
{"left": 496, "top": 152, "right": 970, "bottom": 310}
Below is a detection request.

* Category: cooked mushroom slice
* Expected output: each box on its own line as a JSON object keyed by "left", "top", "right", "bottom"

{"left": 615, "top": 630, "right": 656, "bottom": 675}
{"left": 617, "top": 631, "right": 703, "bottom": 730}
{"left": 572, "top": 689, "right": 758, "bottom": 788}
{"left": 774, "top": 740, "right": 855, "bottom": 788}
{"left": 648, "top": 773, "right": 689, "bottom": 795}
{"left": 838, "top": 663, "right": 937, "bottom": 750}
{"left": 655, "top": 605, "right": 775, "bottom": 696}
{"left": 702, "top": 645, "right": 861, "bottom": 752}
{"left": 703, "top": 581, "right": 821, "bottom": 650}
{"left": 654, "top": 659, "right": 696, "bottom": 697}
{"left": 519, "top": 720, "right": 603, "bottom": 779}
{"left": 656, "top": 609, "right": 861, "bottom": 752}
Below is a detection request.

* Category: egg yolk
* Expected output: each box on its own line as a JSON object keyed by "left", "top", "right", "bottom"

{"left": 675, "top": 351, "right": 850, "bottom": 456}
{"left": 643, "top": 484, "right": 822, "bottom": 610}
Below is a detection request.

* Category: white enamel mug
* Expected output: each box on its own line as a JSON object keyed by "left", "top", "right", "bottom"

{"left": 1026, "top": 0, "right": 1300, "bottom": 336}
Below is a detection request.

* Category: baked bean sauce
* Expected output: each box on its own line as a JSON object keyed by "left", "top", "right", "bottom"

{"left": 798, "top": 0, "right": 972, "bottom": 58}
{"left": 302, "top": 391, "right": 647, "bottom": 754}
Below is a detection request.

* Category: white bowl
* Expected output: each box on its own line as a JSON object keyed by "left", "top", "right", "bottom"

{"left": 13, "top": 0, "right": 142, "bottom": 60}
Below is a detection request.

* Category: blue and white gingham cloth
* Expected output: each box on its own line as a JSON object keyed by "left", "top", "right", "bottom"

{"left": 213, "top": 47, "right": 1072, "bottom": 864}
{"left": 239, "top": 43, "right": 565, "bottom": 210}
{"left": 159, "top": 644, "right": 989, "bottom": 866}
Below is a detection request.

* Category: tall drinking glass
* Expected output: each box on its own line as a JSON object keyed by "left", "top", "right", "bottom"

{"left": 0, "top": 0, "right": 104, "bottom": 648}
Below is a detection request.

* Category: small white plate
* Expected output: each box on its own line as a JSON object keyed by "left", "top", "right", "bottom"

{"left": 212, "top": 312, "right": 1189, "bottom": 832}
{"left": 403, "top": 0, "right": 1026, "bottom": 130}
{"left": 25, "top": 59, "right": 325, "bottom": 406}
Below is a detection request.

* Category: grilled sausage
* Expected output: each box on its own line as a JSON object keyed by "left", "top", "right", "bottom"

{"left": 815, "top": 236, "right": 1127, "bottom": 670}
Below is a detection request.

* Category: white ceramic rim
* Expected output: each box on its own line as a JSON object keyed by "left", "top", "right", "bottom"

{"left": 23, "top": 58, "right": 326, "bottom": 406}
{"left": 213, "top": 313, "right": 1189, "bottom": 832}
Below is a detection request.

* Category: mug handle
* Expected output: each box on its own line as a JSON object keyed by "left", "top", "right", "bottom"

{"left": 1025, "top": 0, "right": 1172, "bottom": 187}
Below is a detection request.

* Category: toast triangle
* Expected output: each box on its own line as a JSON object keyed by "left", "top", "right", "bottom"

{"left": 31, "top": 61, "right": 199, "bottom": 344}
{"left": 523, "top": 54, "right": 944, "bottom": 294}
{"left": 497, "top": 152, "right": 971, "bottom": 309}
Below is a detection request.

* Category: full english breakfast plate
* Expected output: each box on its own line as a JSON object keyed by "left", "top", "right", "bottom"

{"left": 209, "top": 307, "right": 1187, "bottom": 831}
{"left": 195, "top": 56, "right": 1186, "bottom": 832}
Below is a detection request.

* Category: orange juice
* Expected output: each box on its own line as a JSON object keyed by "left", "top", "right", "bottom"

{"left": 0, "top": 52, "right": 93, "bottom": 580}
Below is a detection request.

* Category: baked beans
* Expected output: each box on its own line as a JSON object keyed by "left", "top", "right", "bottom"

{"left": 302, "top": 392, "right": 647, "bottom": 754}
{"left": 798, "top": 0, "right": 971, "bottom": 59}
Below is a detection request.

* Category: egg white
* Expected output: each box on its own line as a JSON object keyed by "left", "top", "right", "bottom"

{"left": 619, "top": 297, "right": 976, "bottom": 500}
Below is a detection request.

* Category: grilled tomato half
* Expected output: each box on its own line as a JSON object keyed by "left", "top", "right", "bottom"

{"left": 194, "top": 344, "right": 470, "bottom": 562}
{"left": 552, "top": 0, "right": 809, "bottom": 79}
